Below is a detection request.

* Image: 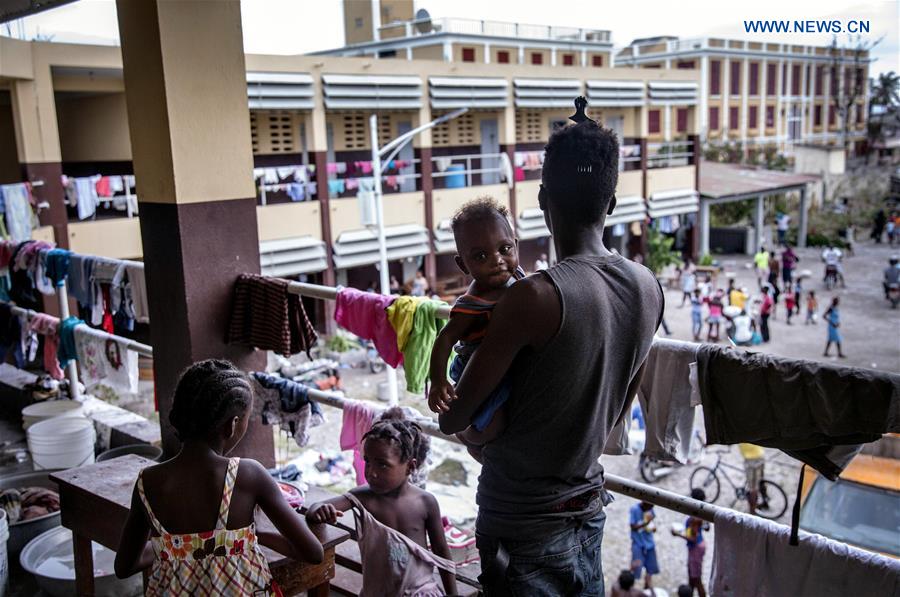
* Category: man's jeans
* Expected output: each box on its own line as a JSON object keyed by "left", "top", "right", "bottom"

{"left": 476, "top": 511, "right": 606, "bottom": 596}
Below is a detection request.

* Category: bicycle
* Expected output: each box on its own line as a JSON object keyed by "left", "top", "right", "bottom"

{"left": 689, "top": 451, "right": 788, "bottom": 520}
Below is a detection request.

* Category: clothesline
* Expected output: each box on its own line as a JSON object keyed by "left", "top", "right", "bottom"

{"left": 287, "top": 280, "right": 453, "bottom": 319}
{"left": 304, "top": 382, "right": 721, "bottom": 523}
{"left": 0, "top": 300, "right": 153, "bottom": 357}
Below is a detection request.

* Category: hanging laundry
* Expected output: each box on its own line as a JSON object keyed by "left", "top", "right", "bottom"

{"left": 401, "top": 300, "right": 447, "bottom": 394}
{"left": 1, "top": 184, "right": 34, "bottom": 243}
{"left": 17, "top": 312, "right": 38, "bottom": 365}
{"left": 8, "top": 241, "right": 43, "bottom": 306}
{"left": 386, "top": 160, "right": 396, "bottom": 170}
{"left": 360, "top": 161, "right": 373, "bottom": 175}
{"left": 108, "top": 176, "right": 125, "bottom": 194}
{"left": 386, "top": 296, "right": 425, "bottom": 352}
{"left": 74, "top": 176, "right": 99, "bottom": 220}
{"left": 226, "top": 273, "right": 318, "bottom": 357}
{"left": 123, "top": 175, "right": 136, "bottom": 189}
{"left": 0, "top": 305, "right": 24, "bottom": 368}
{"left": 385, "top": 175, "right": 398, "bottom": 189}
{"left": 73, "top": 326, "right": 139, "bottom": 394}
{"left": 635, "top": 338, "right": 698, "bottom": 464}
{"left": 252, "top": 168, "right": 265, "bottom": 181}
{"left": 0, "top": 242, "right": 13, "bottom": 268}
{"left": 326, "top": 163, "right": 339, "bottom": 175}
{"left": 306, "top": 182, "right": 317, "bottom": 198}
{"left": 66, "top": 254, "right": 95, "bottom": 310}
{"left": 286, "top": 183, "right": 305, "bottom": 202}
{"left": 513, "top": 152, "right": 526, "bottom": 168}
{"left": 31, "top": 249, "right": 55, "bottom": 296}
{"left": 394, "top": 160, "right": 409, "bottom": 169}
{"left": 90, "top": 258, "right": 126, "bottom": 330}
{"left": 710, "top": 508, "right": 900, "bottom": 597}
{"left": 696, "top": 344, "right": 900, "bottom": 480}
{"left": 339, "top": 398, "right": 378, "bottom": 486}
{"left": 334, "top": 287, "right": 402, "bottom": 368}
{"left": 335, "top": 162, "right": 347, "bottom": 175}
{"left": 252, "top": 372, "right": 324, "bottom": 447}
{"left": 27, "top": 314, "right": 63, "bottom": 380}
{"left": 276, "top": 166, "right": 294, "bottom": 180}
{"left": 56, "top": 316, "right": 83, "bottom": 369}
{"left": 292, "top": 167, "right": 308, "bottom": 184}
{"left": 95, "top": 176, "right": 112, "bottom": 198}
{"left": 612, "top": 223, "right": 626, "bottom": 237}
{"left": 45, "top": 249, "right": 71, "bottom": 288}
{"left": 344, "top": 178, "right": 359, "bottom": 191}
{"left": 263, "top": 169, "right": 279, "bottom": 184}
{"left": 306, "top": 164, "right": 316, "bottom": 176}
{"left": 123, "top": 264, "right": 149, "bottom": 323}
{"left": 514, "top": 167, "right": 525, "bottom": 182}
{"left": 434, "top": 157, "right": 452, "bottom": 172}
{"left": 327, "top": 179, "right": 346, "bottom": 196}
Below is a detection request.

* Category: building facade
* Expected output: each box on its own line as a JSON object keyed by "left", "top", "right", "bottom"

{"left": 616, "top": 37, "right": 870, "bottom": 155}
{"left": 0, "top": 35, "right": 702, "bottom": 305}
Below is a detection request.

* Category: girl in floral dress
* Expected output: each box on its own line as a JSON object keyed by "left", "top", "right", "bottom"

{"left": 115, "top": 359, "right": 323, "bottom": 595}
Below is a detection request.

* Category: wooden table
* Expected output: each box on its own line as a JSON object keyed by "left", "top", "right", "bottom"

{"left": 50, "top": 455, "right": 349, "bottom": 596}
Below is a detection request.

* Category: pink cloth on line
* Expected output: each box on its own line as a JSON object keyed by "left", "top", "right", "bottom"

{"left": 334, "top": 287, "right": 403, "bottom": 368}
{"left": 339, "top": 399, "right": 378, "bottom": 486}
{"left": 27, "top": 314, "right": 63, "bottom": 380}
{"left": 344, "top": 493, "right": 454, "bottom": 597}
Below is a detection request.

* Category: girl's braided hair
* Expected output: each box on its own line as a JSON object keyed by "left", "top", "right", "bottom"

{"left": 168, "top": 359, "right": 254, "bottom": 441}
{"left": 362, "top": 407, "right": 430, "bottom": 466}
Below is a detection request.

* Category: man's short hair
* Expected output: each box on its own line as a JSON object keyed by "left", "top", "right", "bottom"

{"left": 618, "top": 570, "right": 635, "bottom": 590}
{"left": 541, "top": 120, "right": 619, "bottom": 224}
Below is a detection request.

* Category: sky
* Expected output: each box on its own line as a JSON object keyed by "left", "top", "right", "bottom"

{"left": 2, "top": 0, "right": 897, "bottom": 77}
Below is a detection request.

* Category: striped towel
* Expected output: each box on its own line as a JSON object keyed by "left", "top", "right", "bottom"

{"left": 226, "top": 274, "right": 317, "bottom": 357}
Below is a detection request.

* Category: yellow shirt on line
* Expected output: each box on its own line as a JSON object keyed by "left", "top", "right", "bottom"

{"left": 739, "top": 443, "right": 765, "bottom": 460}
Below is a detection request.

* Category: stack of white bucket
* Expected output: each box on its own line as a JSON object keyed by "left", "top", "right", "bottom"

{"left": 25, "top": 404, "right": 95, "bottom": 471}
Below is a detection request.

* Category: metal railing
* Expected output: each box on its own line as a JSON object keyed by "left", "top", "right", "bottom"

{"left": 431, "top": 152, "right": 511, "bottom": 189}
{"left": 647, "top": 141, "right": 695, "bottom": 169}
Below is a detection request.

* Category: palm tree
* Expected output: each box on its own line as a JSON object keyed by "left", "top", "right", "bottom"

{"left": 870, "top": 72, "right": 900, "bottom": 112}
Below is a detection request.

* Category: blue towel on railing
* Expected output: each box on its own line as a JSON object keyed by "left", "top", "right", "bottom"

{"left": 57, "top": 317, "right": 84, "bottom": 368}
{"left": 45, "top": 249, "right": 72, "bottom": 287}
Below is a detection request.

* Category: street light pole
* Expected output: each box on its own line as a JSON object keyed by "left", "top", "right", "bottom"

{"left": 368, "top": 108, "right": 468, "bottom": 405}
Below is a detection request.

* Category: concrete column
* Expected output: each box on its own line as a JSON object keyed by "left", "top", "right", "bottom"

{"left": 518, "top": 46, "right": 526, "bottom": 65}
{"left": 306, "top": 87, "right": 337, "bottom": 323}
{"left": 699, "top": 55, "right": 709, "bottom": 142}
{"left": 116, "top": 0, "right": 272, "bottom": 463}
{"left": 8, "top": 76, "right": 69, "bottom": 248}
{"left": 484, "top": 43, "right": 491, "bottom": 64}
{"left": 581, "top": 49, "right": 587, "bottom": 67}
{"left": 755, "top": 194, "right": 766, "bottom": 251}
{"left": 759, "top": 58, "right": 768, "bottom": 143}
{"left": 443, "top": 41, "right": 452, "bottom": 62}
{"left": 798, "top": 187, "right": 808, "bottom": 248}
{"left": 699, "top": 199, "right": 710, "bottom": 257}
{"left": 551, "top": 47, "right": 557, "bottom": 67}
{"left": 722, "top": 57, "right": 730, "bottom": 139}
{"left": 776, "top": 59, "right": 784, "bottom": 147}
{"left": 663, "top": 105, "right": 672, "bottom": 142}
{"left": 740, "top": 59, "right": 749, "bottom": 144}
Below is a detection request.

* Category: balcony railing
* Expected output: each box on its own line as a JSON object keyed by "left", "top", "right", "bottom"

{"left": 379, "top": 17, "right": 611, "bottom": 44}
{"left": 431, "top": 152, "right": 512, "bottom": 190}
{"left": 647, "top": 141, "right": 695, "bottom": 169}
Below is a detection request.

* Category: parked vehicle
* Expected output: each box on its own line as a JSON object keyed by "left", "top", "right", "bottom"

{"left": 888, "top": 283, "right": 900, "bottom": 309}
{"left": 798, "top": 436, "right": 900, "bottom": 558}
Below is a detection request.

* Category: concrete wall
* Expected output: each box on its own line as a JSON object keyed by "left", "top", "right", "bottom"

{"left": 647, "top": 165, "right": 695, "bottom": 195}
{"left": 793, "top": 145, "right": 845, "bottom": 176}
{"left": 56, "top": 92, "right": 132, "bottom": 162}
{"left": 329, "top": 190, "right": 425, "bottom": 240}
{"left": 432, "top": 184, "right": 509, "bottom": 224}
{"left": 68, "top": 218, "right": 143, "bottom": 259}
{"left": 618, "top": 170, "right": 643, "bottom": 197}
{"left": 256, "top": 202, "right": 322, "bottom": 241}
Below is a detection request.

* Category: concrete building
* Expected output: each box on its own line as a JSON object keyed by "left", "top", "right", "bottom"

{"left": 616, "top": 36, "right": 870, "bottom": 155}
{"left": 0, "top": 33, "right": 702, "bottom": 299}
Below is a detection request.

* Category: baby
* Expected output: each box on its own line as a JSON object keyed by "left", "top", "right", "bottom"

{"left": 428, "top": 197, "right": 524, "bottom": 459}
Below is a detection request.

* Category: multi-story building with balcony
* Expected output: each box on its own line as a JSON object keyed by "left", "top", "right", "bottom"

{"left": 616, "top": 36, "right": 870, "bottom": 155}
{"left": 0, "top": 4, "right": 703, "bottom": 324}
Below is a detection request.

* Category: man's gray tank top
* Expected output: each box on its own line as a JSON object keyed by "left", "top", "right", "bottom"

{"left": 476, "top": 253, "right": 664, "bottom": 539}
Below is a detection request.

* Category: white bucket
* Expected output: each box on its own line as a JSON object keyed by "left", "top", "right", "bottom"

{"left": 27, "top": 418, "right": 96, "bottom": 471}
{"left": 0, "top": 509, "right": 8, "bottom": 597}
{"left": 21, "top": 401, "right": 84, "bottom": 430}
